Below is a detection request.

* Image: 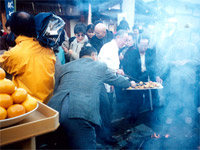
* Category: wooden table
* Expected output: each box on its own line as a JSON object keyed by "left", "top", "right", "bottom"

{"left": 0, "top": 102, "right": 59, "bottom": 149}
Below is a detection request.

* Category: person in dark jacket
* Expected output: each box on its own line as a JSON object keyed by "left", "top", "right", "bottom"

{"left": 86, "top": 24, "right": 95, "bottom": 41}
{"left": 90, "top": 23, "right": 113, "bottom": 54}
{"left": 0, "top": 20, "right": 16, "bottom": 52}
{"left": 123, "top": 35, "right": 162, "bottom": 121}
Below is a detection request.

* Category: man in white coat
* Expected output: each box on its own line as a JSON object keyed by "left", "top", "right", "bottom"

{"left": 97, "top": 30, "right": 129, "bottom": 144}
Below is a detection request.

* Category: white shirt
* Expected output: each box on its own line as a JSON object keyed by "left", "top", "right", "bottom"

{"left": 140, "top": 53, "right": 146, "bottom": 72}
{"left": 98, "top": 39, "right": 120, "bottom": 72}
{"left": 98, "top": 39, "right": 120, "bottom": 92}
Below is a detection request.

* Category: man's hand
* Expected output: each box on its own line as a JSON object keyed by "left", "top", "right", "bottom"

{"left": 119, "top": 53, "right": 124, "bottom": 60}
{"left": 63, "top": 47, "right": 73, "bottom": 55}
{"left": 63, "top": 47, "right": 69, "bottom": 53}
{"left": 156, "top": 76, "right": 163, "bottom": 84}
{"left": 130, "top": 81, "right": 136, "bottom": 88}
{"left": 116, "top": 69, "right": 125, "bottom": 75}
{"left": 68, "top": 49, "right": 73, "bottom": 55}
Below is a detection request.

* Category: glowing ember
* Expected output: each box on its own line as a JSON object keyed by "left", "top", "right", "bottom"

{"left": 151, "top": 133, "right": 160, "bottom": 138}
{"left": 165, "top": 134, "right": 170, "bottom": 138}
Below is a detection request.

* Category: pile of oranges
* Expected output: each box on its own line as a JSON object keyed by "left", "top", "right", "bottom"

{"left": 0, "top": 68, "right": 38, "bottom": 120}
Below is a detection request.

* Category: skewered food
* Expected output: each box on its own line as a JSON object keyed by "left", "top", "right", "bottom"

{"left": 127, "top": 81, "right": 162, "bottom": 90}
{"left": 139, "top": 81, "right": 143, "bottom": 85}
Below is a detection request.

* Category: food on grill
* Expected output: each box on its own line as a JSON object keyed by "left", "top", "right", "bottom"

{"left": 138, "top": 86, "right": 144, "bottom": 89}
{"left": 127, "top": 81, "right": 162, "bottom": 90}
{"left": 144, "top": 84, "right": 150, "bottom": 88}
{"left": 127, "top": 87, "right": 133, "bottom": 90}
{"left": 150, "top": 84, "right": 154, "bottom": 88}
{"left": 139, "top": 81, "right": 143, "bottom": 85}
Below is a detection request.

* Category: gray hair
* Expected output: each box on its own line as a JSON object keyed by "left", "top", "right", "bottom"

{"left": 114, "top": 30, "right": 128, "bottom": 39}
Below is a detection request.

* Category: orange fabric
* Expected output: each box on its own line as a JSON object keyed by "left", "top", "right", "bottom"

{"left": 0, "top": 36, "right": 56, "bottom": 103}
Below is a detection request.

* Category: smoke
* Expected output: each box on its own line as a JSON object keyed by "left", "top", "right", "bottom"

{"left": 140, "top": 1, "right": 200, "bottom": 149}
{"left": 56, "top": 0, "right": 90, "bottom": 12}
{"left": 156, "top": 20, "right": 200, "bottom": 126}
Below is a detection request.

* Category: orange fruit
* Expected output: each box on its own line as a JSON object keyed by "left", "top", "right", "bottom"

{"left": 0, "top": 79, "right": 15, "bottom": 94}
{"left": 12, "top": 88, "right": 28, "bottom": 104}
{"left": 0, "top": 94, "right": 13, "bottom": 109}
{"left": 22, "top": 96, "right": 37, "bottom": 112}
{"left": 7, "top": 104, "right": 25, "bottom": 118}
{"left": 0, "top": 68, "right": 6, "bottom": 79}
{"left": 0, "top": 106, "right": 7, "bottom": 120}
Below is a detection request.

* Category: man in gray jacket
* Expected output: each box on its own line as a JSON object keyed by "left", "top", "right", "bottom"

{"left": 48, "top": 46, "right": 136, "bottom": 149}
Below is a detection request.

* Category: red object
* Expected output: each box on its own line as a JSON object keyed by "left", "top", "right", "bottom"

{"left": 2, "top": 32, "right": 8, "bottom": 36}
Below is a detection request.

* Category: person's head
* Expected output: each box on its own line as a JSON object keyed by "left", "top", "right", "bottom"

{"left": 10, "top": 11, "right": 36, "bottom": 38}
{"left": 114, "top": 30, "right": 129, "bottom": 49}
{"left": 5, "top": 19, "right": 11, "bottom": 34}
{"left": 93, "top": 20, "right": 103, "bottom": 26}
{"left": 79, "top": 46, "right": 97, "bottom": 61}
{"left": 138, "top": 35, "right": 150, "bottom": 53}
{"left": 74, "top": 23, "right": 87, "bottom": 43}
{"left": 117, "top": 20, "right": 130, "bottom": 31}
{"left": 94, "top": 23, "right": 106, "bottom": 39}
{"left": 126, "top": 32, "right": 136, "bottom": 47}
{"left": 86, "top": 24, "right": 95, "bottom": 40}
{"left": 132, "top": 25, "right": 139, "bottom": 35}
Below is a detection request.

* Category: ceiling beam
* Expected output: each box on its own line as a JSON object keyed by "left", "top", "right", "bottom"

{"left": 96, "top": 0, "right": 122, "bottom": 12}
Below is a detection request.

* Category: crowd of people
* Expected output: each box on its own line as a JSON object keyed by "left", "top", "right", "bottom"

{"left": 1, "top": 10, "right": 200, "bottom": 149}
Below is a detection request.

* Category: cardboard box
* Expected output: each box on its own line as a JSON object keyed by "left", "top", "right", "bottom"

{"left": 0, "top": 102, "right": 59, "bottom": 146}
